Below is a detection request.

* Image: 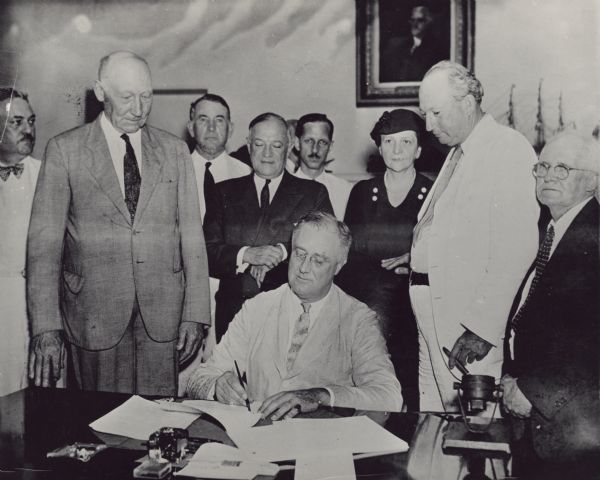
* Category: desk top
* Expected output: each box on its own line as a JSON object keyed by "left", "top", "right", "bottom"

{"left": 0, "top": 388, "right": 420, "bottom": 480}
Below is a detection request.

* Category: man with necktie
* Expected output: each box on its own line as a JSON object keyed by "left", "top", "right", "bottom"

{"left": 0, "top": 88, "right": 40, "bottom": 396}
{"left": 501, "top": 132, "right": 600, "bottom": 478}
{"left": 410, "top": 61, "right": 539, "bottom": 411}
{"left": 27, "top": 51, "right": 210, "bottom": 396}
{"left": 203, "top": 112, "right": 333, "bottom": 341}
{"left": 187, "top": 212, "right": 402, "bottom": 418}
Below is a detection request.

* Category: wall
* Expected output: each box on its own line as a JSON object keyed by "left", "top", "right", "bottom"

{"left": 3, "top": 0, "right": 599, "bottom": 178}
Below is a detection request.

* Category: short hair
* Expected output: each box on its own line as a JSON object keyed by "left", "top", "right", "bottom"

{"left": 98, "top": 51, "right": 149, "bottom": 81}
{"left": 292, "top": 211, "right": 352, "bottom": 260}
{"left": 295, "top": 113, "right": 334, "bottom": 140}
{"left": 0, "top": 87, "right": 29, "bottom": 105}
{"left": 248, "top": 112, "right": 288, "bottom": 132}
{"left": 189, "top": 93, "right": 231, "bottom": 120}
{"left": 424, "top": 61, "right": 484, "bottom": 104}
{"left": 543, "top": 130, "right": 600, "bottom": 175}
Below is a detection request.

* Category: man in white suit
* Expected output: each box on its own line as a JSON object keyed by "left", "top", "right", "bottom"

{"left": 0, "top": 88, "right": 40, "bottom": 396}
{"left": 410, "top": 61, "right": 539, "bottom": 411}
{"left": 187, "top": 211, "right": 402, "bottom": 419}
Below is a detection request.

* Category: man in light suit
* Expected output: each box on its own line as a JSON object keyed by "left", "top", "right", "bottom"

{"left": 410, "top": 61, "right": 539, "bottom": 411}
{"left": 27, "top": 51, "right": 210, "bottom": 396}
{"left": 502, "top": 132, "right": 600, "bottom": 478}
{"left": 0, "top": 88, "right": 40, "bottom": 396}
{"left": 187, "top": 212, "right": 402, "bottom": 418}
{"left": 203, "top": 112, "right": 333, "bottom": 341}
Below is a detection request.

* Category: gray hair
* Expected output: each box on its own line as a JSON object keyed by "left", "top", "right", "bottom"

{"left": 98, "top": 51, "right": 149, "bottom": 81}
{"left": 543, "top": 130, "right": 600, "bottom": 176}
{"left": 424, "top": 61, "right": 484, "bottom": 104}
{"left": 0, "top": 87, "right": 29, "bottom": 104}
{"left": 292, "top": 211, "right": 352, "bottom": 259}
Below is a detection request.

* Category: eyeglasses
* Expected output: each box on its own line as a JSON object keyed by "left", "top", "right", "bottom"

{"left": 532, "top": 162, "right": 590, "bottom": 180}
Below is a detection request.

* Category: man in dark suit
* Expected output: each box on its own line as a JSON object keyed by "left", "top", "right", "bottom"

{"left": 203, "top": 112, "right": 333, "bottom": 340}
{"left": 27, "top": 51, "right": 210, "bottom": 396}
{"left": 502, "top": 131, "right": 600, "bottom": 478}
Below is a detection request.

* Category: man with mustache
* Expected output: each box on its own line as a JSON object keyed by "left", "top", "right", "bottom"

{"left": 411, "top": 61, "right": 539, "bottom": 411}
{"left": 27, "top": 51, "right": 210, "bottom": 396}
{"left": 0, "top": 88, "right": 39, "bottom": 396}
{"left": 291, "top": 113, "right": 351, "bottom": 220}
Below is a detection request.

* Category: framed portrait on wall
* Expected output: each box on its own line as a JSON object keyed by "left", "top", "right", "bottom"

{"left": 356, "top": 0, "right": 475, "bottom": 106}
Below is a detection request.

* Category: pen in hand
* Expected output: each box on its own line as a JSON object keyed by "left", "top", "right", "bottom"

{"left": 234, "top": 360, "right": 251, "bottom": 412}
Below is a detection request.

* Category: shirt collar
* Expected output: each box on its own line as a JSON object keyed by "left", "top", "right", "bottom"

{"left": 100, "top": 112, "right": 142, "bottom": 148}
{"left": 192, "top": 149, "right": 228, "bottom": 165}
{"left": 287, "top": 283, "right": 333, "bottom": 321}
{"left": 253, "top": 170, "right": 284, "bottom": 194}
{"left": 295, "top": 168, "right": 326, "bottom": 181}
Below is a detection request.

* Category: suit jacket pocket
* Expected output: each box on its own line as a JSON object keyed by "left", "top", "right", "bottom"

{"left": 63, "top": 270, "right": 85, "bottom": 294}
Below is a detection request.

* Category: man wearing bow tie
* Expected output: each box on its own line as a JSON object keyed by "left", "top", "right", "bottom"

{"left": 27, "top": 51, "right": 210, "bottom": 396}
{"left": 0, "top": 88, "right": 39, "bottom": 396}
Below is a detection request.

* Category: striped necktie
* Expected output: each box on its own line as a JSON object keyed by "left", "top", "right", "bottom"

{"left": 121, "top": 134, "right": 141, "bottom": 222}
{"left": 286, "top": 302, "right": 311, "bottom": 371}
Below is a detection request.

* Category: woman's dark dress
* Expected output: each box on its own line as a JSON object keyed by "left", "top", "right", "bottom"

{"left": 336, "top": 173, "right": 432, "bottom": 411}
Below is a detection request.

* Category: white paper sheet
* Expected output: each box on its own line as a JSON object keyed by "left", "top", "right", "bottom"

{"left": 174, "top": 443, "right": 279, "bottom": 479}
{"left": 180, "top": 399, "right": 262, "bottom": 433}
{"left": 89, "top": 396, "right": 199, "bottom": 440}
{"left": 230, "top": 415, "right": 409, "bottom": 462}
{"left": 295, "top": 452, "right": 356, "bottom": 480}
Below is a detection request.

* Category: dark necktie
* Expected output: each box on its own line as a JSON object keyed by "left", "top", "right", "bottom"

{"left": 121, "top": 134, "right": 141, "bottom": 222}
{"left": 204, "top": 161, "right": 215, "bottom": 204}
{"left": 260, "top": 179, "right": 271, "bottom": 210}
{"left": 287, "top": 302, "right": 311, "bottom": 371}
{"left": 0, "top": 162, "right": 24, "bottom": 181}
{"left": 511, "top": 225, "right": 555, "bottom": 331}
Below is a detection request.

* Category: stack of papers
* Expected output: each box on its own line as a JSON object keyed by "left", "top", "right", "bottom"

{"left": 230, "top": 416, "right": 409, "bottom": 462}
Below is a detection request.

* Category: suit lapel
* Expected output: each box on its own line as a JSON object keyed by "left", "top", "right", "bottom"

{"left": 82, "top": 118, "right": 132, "bottom": 225}
{"left": 134, "top": 127, "right": 164, "bottom": 225}
{"left": 254, "top": 172, "right": 303, "bottom": 246}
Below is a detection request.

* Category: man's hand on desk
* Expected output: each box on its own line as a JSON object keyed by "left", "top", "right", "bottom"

{"left": 28, "top": 330, "right": 66, "bottom": 387}
{"left": 500, "top": 374, "right": 532, "bottom": 418}
{"left": 258, "top": 388, "right": 330, "bottom": 421}
{"left": 448, "top": 329, "right": 493, "bottom": 369}
{"left": 243, "top": 245, "right": 284, "bottom": 269}
{"left": 177, "top": 321, "right": 204, "bottom": 364}
{"left": 215, "top": 371, "right": 249, "bottom": 406}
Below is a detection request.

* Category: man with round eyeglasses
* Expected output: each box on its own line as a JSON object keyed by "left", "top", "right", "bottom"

{"left": 502, "top": 131, "right": 600, "bottom": 478}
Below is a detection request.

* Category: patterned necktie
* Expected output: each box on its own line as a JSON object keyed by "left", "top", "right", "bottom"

{"left": 121, "top": 134, "right": 141, "bottom": 222}
{"left": 204, "top": 161, "right": 215, "bottom": 204}
{"left": 260, "top": 179, "right": 271, "bottom": 210}
{"left": 287, "top": 302, "right": 311, "bottom": 371}
{"left": 511, "top": 225, "right": 555, "bottom": 331}
{"left": 0, "top": 162, "right": 24, "bottom": 181}
{"left": 413, "top": 145, "right": 463, "bottom": 243}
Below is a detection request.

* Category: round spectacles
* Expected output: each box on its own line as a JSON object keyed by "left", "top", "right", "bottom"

{"left": 532, "top": 162, "right": 589, "bottom": 180}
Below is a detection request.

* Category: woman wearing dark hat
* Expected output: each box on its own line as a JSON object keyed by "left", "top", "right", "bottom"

{"left": 337, "top": 108, "right": 432, "bottom": 411}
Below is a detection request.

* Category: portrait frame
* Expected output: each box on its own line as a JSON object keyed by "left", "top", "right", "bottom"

{"left": 356, "top": 0, "right": 475, "bottom": 106}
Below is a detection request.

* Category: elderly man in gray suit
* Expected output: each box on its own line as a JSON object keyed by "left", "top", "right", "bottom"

{"left": 27, "top": 51, "right": 210, "bottom": 396}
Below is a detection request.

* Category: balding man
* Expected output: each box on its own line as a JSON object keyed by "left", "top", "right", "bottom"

{"left": 0, "top": 88, "right": 39, "bottom": 396}
{"left": 411, "top": 61, "right": 539, "bottom": 411}
{"left": 27, "top": 51, "right": 210, "bottom": 395}
{"left": 203, "top": 112, "right": 333, "bottom": 340}
{"left": 502, "top": 132, "right": 600, "bottom": 478}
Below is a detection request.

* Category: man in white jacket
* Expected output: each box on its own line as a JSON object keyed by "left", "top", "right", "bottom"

{"left": 187, "top": 211, "right": 402, "bottom": 419}
{"left": 411, "top": 61, "right": 539, "bottom": 411}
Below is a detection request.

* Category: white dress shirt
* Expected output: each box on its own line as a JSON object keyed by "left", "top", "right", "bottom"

{"left": 293, "top": 168, "right": 352, "bottom": 220}
{"left": 99, "top": 113, "right": 142, "bottom": 197}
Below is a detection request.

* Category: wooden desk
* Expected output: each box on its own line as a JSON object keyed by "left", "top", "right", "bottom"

{"left": 0, "top": 388, "right": 419, "bottom": 479}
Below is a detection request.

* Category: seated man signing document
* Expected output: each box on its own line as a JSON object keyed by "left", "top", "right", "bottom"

{"left": 186, "top": 212, "right": 403, "bottom": 419}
